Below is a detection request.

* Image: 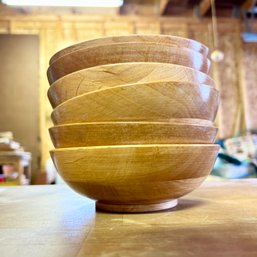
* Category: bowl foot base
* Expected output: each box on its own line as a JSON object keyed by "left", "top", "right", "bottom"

{"left": 96, "top": 199, "right": 178, "bottom": 213}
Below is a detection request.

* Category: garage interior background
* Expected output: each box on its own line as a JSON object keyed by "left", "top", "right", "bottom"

{"left": 0, "top": 0, "right": 256, "bottom": 182}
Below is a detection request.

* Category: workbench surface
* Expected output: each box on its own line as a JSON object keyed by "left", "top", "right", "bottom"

{"left": 0, "top": 179, "right": 257, "bottom": 257}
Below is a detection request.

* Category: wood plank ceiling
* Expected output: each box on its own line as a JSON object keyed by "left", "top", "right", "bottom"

{"left": 0, "top": 0, "right": 256, "bottom": 17}
{"left": 163, "top": 0, "right": 250, "bottom": 16}
{"left": 122, "top": 0, "right": 257, "bottom": 17}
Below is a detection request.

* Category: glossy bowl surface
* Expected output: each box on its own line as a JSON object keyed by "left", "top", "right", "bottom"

{"left": 51, "top": 81, "right": 220, "bottom": 125}
{"left": 49, "top": 121, "right": 218, "bottom": 148}
{"left": 49, "top": 34, "right": 209, "bottom": 64}
{"left": 48, "top": 62, "right": 215, "bottom": 108}
{"left": 50, "top": 144, "right": 219, "bottom": 212}
{"left": 47, "top": 42, "right": 210, "bottom": 84}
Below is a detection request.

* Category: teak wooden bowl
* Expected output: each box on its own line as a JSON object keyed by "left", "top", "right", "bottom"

{"left": 51, "top": 81, "right": 219, "bottom": 125}
{"left": 49, "top": 121, "right": 218, "bottom": 148}
{"left": 49, "top": 34, "right": 209, "bottom": 64}
{"left": 48, "top": 62, "right": 215, "bottom": 108}
{"left": 47, "top": 42, "right": 210, "bottom": 84}
{"left": 50, "top": 144, "right": 220, "bottom": 213}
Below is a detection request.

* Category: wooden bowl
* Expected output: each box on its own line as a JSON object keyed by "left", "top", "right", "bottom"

{"left": 49, "top": 121, "right": 217, "bottom": 148}
{"left": 51, "top": 81, "right": 220, "bottom": 125}
{"left": 48, "top": 62, "right": 215, "bottom": 108}
{"left": 50, "top": 144, "right": 220, "bottom": 212}
{"left": 49, "top": 34, "right": 209, "bottom": 64}
{"left": 47, "top": 42, "right": 210, "bottom": 84}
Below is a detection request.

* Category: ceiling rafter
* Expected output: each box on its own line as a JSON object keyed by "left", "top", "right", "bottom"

{"left": 198, "top": 0, "right": 212, "bottom": 16}
{"left": 241, "top": 0, "right": 254, "bottom": 9}
{"left": 159, "top": 0, "right": 169, "bottom": 15}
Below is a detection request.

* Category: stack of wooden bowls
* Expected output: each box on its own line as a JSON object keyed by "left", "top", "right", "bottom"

{"left": 47, "top": 35, "right": 220, "bottom": 213}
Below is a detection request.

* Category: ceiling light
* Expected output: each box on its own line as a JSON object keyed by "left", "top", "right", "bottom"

{"left": 2, "top": 0, "right": 124, "bottom": 7}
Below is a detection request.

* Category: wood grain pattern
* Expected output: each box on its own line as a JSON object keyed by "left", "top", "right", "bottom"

{"left": 214, "top": 29, "right": 242, "bottom": 138}
{"left": 51, "top": 81, "right": 219, "bottom": 125}
{"left": 48, "top": 62, "right": 215, "bottom": 108}
{"left": 49, "top": 34, "right": 209, "bottom": 64}
{"left": 50, "top": 82, "right": 219, "bottom": 124}
{"left": 49, "top": 121, "right": 218, "bottom": 148}
{"left": 242, "top": 43, "right": 257, "bottom": 130}
{"left": 84, "top": 177, "right": 207, "bottom": 213}
{"left": 198, "top": 0, "right": 212, "bottom": 17}
{"left": 0, "top": 15, "right": 251, "bottom": 173}
{"left": 50, "top": 144, "right": 219, "bottom": 212}
{"left": 96, "top": 199, "right": 179, "bottom": 213}
{"left": 1, "top": 181, "right": 257, "bottom": 256}
{"left": 47, "top": 42, "right": 211, "bottom": 84}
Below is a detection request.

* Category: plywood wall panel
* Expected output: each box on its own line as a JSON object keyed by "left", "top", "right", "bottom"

{"left": 104, "top": 21, "right": 134, "bottom": 35}
{"left": 0, "top": 20, "right": 9, "bottom": 32}
{"left": 76, "top": 22, "right": 104, "bottom": 40}
{"left": 188, "top": 23, "right": 213, "bottom": 48}
{"left": 0, "top": 16, "right": 255, "bottom": 171}
{"left": 161, "top": 23, "right": 188, "bottom": 37}
{"left": 134, "top": 22, "right": 160, "bottom": 34}
{"left": 242, "top": 43, "right": 257, "bottom": 130}
{"left": 214, "top": 30, "right": 242, "bottom": 138}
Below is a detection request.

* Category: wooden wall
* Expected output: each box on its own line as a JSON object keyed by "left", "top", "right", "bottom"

{"left": 242, "top": 41, "right": 257, "bottom": 131}
{"left": 0, "top": 15, "right": 256, "bottom": 170}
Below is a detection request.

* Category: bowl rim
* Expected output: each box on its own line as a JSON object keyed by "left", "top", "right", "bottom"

{"left": 51, "top": 80, "right": 219, "bottom": 112}
{"left": 47, "top": 42, "right": 211, "bottom": 84}
{"left": 48, "top": 121, "right": 218, "bottom": 131}
{"left": 50, "top": 143, "right": 220, "bottom": 153}
{"left": 49, "top": 34, "right": 209, "bottom": 65}
{"left": 49, "top": 62, "right": 215, "bottom": 88}
{"left": 48, "top": 42, "right": 210, "bottom": 68}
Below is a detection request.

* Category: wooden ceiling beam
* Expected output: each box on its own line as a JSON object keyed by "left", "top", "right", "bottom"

{"left": 241, "top": 0, "right": 254, "bottom": 10}
{"left": 159, "top": 0, "right": 169, "bottom": 15}
{"left": 198, "top": 0, "right": 212, "bottom": 17}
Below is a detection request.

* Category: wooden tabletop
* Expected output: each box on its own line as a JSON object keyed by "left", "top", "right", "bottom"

{"left": 1, "top": 179, "right": 257, "bottom": 257}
